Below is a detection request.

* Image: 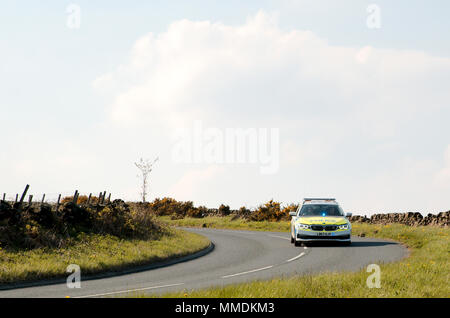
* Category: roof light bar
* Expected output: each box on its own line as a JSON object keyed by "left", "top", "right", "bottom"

{"left": 303, "top": 198, "right": 336, "bottom": 201}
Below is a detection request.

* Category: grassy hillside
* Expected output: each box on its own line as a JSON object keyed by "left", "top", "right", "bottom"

{"left": 0, "top": 229, "right": 210, "bottom": 285}
{"left": 0, "top": 200, "right": 211, "bottom": 285}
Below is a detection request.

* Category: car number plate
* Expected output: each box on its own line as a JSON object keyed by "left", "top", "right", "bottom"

{"left": 317, "top": 232, "right": 332, "bottom": 236}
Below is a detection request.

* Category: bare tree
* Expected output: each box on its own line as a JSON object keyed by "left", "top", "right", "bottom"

{"left": 134, "top": 157, "right": 159, "bottom": 203}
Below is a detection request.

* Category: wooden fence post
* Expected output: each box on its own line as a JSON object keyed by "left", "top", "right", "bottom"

{"left": 98, "top": 192, "right": 102, "bottom": 205}
{"left": 87, "top": 193, "right": 92, "bottom": 205}
{"left": 18, "top": 185, "right": 30, "bottom": 210}
{"left": 56, "top": 194, "right": 61, "bottom": 212}
{"left": 107, "top": 193, "right": 111, "bottom": 204}
{"left": 2, "top": 193, "right": 5, "bottom": 201}
{"left": 28, "top": 195, "right": 33, "bottom": 206}
{"left": 73, "top": 190, "right": 79, "bottom": 205}
{"left": 102, "top": 191, "right": 106, "bottom": 204}
{"left": 41, "top": 194, "right": 46, "bottom": 205}
{"left": 15, "top": 194, "right": 18, "bottom": 203}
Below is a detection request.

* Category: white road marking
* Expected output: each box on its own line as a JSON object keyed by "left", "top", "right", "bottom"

{"left": 268, "top": 234, "right": 310, "bottom": 251}
{"left": 73, "top": 282, "right": 185, "bottom": 298}
{"left": 222, "top": 266, "right": 274, "bottom": 279}
{"left": 286, "top": 252, "right": 305, "bottom": 263}
{"left": 268, "top": 234, "right": 290, "bottom": 240}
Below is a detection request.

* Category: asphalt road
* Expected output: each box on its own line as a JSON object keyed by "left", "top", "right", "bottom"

{"left": 0, "top": 228, "right": 407, "bottom": 298}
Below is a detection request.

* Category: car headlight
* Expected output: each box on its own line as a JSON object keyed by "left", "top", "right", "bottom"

{"left": 296, "top": 223, "right": 310, "bottom": 230}
{"left": 338, "top": 224, "right": 349, "bottom": 230}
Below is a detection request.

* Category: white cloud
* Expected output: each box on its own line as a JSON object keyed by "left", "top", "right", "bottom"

{"left": 89, "top": 11, "right": 450, "bottom": 213}
{"left": 281, "top": 138, "right": 332, "bottom": 166}
{"left": 435, "top": 145, "right": 450, "bottom": 186}
{"left": 355, "top": 46, "right": 373, "bottom": 64}
{"left": 168, "top": 165, "right": 225, "bottom": 200}
{"left": 94, "top": 11, "right": 450, "bottom": 133}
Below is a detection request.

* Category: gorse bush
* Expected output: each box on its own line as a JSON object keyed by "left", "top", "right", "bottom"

{"left": 148, "top": 198, "right": 195, "bottom": 218}
{"left": 61, "top": 195, "right": 101, "bottom": 205}
{"left": 218, "top": 204, "right": 231, "bottom": 216}
{"left": 281, "top": 203, "right": 299, "bottom": 220}
{"left": 250, "top": 200, "right": 281, "bottom": 222}
{"left": 248, "top": 200, "right": 298, "bottom": 222}
{"left": 126, "top": 198, "right": 298, "bottom": 222}
{"left": 187, "top": 206, "right": 208, "bottom": 218}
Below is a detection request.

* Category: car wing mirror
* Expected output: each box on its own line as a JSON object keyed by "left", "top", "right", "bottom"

{"left": 289, "top": 212, "right": 297, "bottom": 217}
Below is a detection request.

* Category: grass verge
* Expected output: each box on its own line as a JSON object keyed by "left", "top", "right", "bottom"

{"left": 0, "top": 229, "right": 210, "bottom": 285}
{"left": 158, "top": 216, "right": 291, "bottom": 232}
{"left": 152, "top": 218, "right": 449, "bottom": 297}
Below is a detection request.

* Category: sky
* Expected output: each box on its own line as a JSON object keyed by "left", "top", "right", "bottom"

{"left": 1, "top": 1, "right": 449, "bottom": 215}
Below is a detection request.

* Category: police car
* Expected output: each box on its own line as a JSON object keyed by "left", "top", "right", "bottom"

{"left": 290, "top": 198, "right": 352, "bottom": 246}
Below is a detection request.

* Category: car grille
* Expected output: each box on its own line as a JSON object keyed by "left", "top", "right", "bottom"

{"left": 311, "top": 225, "right": 338, "bottom": 231}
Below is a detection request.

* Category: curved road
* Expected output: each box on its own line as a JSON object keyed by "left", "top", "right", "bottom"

{"left": 0, "top": 228, "right": 407, "bottom": 298}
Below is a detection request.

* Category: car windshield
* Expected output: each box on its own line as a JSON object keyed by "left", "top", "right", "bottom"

{"left": 299, "top": 204, "right": 344, "bottom": 217}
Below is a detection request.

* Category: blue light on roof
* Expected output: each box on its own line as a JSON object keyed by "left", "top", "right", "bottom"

{"left": 321, "top": 212, "right": 326, "bottom": 216}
